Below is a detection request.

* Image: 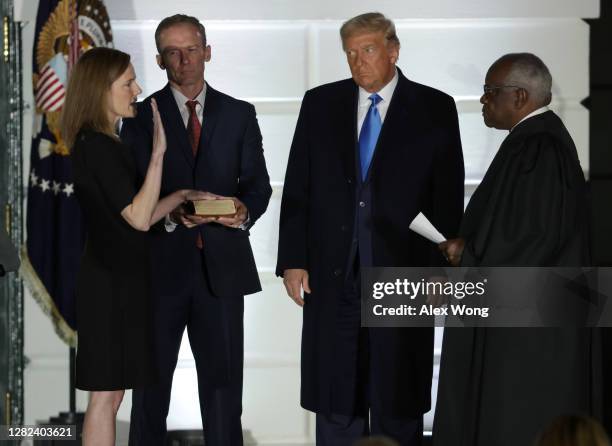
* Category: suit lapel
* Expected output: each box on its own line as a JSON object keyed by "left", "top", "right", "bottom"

{"left": 201, "top": 83, "right": 221, "bottom": 146}
{"left": 364, "top": 71, "right": 414, "bottom": 184}
{"left": 339, "top": 82, "right": 359, "bottom": 185}
{"left": 156, "top": 84, "right": 195, "bottom": 168}
{"left": 196, "top": 83, "right": 222, "bottom": 171}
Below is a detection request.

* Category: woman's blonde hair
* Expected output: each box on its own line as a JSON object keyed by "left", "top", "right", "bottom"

{"left": 61, "top": 47, "right": 131, "bottom": 149}
{"left": 535, "top": 415, "right": 611, "bottom": 446}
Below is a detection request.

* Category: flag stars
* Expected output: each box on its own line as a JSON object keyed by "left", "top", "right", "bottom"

{"left": 29, "top": 171, "right": 75, "bottom": 198}
{"left": 40, "top": 179, "right": 50, "bottom": 192}
{"left": 63, "top": 183, "right": 74, "bottom": 197}
{"left": 30, "top": 170, "right": 39, "bottom": 187}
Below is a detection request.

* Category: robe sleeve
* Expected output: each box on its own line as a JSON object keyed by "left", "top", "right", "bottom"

{"left": 462, "top": 133, "right": 581, "bottom": 266}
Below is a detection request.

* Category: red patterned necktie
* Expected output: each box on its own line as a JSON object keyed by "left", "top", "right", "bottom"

{"left": 186, "top": 100, "right": 203, "bottom": 249}
{"left": 186, "top": 100, "right": 201, "bottom": 156}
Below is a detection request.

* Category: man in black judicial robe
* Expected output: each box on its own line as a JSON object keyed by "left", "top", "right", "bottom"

{"left": 433, "top": 53, "right": 601, "bottom": 446}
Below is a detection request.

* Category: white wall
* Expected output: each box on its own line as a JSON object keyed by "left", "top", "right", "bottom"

{"left": 16, "top": 0, "right": 596, "bottom": 444}
{"left": 103, "top": 0, "right": 599, "bottom": 20}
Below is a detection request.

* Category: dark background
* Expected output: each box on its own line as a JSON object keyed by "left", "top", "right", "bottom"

{"left": 587, "top": 0, "right": 612, "bottom": 433}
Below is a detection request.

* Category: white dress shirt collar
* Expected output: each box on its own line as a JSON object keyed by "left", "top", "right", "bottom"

{"left": 170, "top": 84, "right": 206, "bottom": 107}
{"left": 358, "top": 68, "right": 399, "bottom": 108}
{"left": 170, "top": 84, "right": 207, "bottom": 126}
{"left": 510, "top": 106, "right": 549, "bottom": 132}
{"left": 356, "top": 69, "right": 399, "bottom": 136}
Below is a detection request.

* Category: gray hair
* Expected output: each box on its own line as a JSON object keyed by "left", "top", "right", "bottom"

{"left": 493, "top": 52, "right": 553, "bottom": 105}
{"left": 340, "top": 12, "right": 400, "bottom": 51}
{"left": 155, "top": 14, "right": 207, "bottom": 53}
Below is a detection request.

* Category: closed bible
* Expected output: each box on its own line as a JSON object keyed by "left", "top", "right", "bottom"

{"left": 188, "top": 199, "right": 236, "bottom": 216}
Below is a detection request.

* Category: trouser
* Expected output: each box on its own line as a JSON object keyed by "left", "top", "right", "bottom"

{"left": 129, "top": 248, "right": 244, "bottom": 446}
{"left": 316, "top": 412, "right": 423, "bottom": 446}
{"left": 315, "top": 260, "right": 424, "bottom": 446}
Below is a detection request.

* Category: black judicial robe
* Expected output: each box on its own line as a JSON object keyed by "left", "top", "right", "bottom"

{"left": 433, "top": 111, "right": 602, "bottom": 446}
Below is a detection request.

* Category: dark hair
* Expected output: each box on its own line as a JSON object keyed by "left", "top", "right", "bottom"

{"left": 155, "top": 14, "right": 207, "bottom": 53}
{"left": 61, "top": 47, "right": 131, "bottom": 149}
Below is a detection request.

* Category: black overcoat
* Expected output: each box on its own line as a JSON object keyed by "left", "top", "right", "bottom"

{"left": 277, "top": 70, "right": 465, "bottom": 416}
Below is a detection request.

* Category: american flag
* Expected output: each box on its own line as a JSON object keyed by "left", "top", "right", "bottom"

{"left": 23, "top": 0, "right": 113, "bottom": 347}
{"left": 35, "top": 56, "right": 66, "bottom": 112}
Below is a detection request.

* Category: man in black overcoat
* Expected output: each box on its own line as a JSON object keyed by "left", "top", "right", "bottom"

{"left": 276, "top": 12, "right": 465, "bottom": 446}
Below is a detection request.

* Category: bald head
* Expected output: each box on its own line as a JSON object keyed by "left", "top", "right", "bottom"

{"left": 490, "top": 53, "right": 552, "bottom": 107}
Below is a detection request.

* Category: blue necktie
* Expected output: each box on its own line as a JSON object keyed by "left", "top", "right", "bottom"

{"left": 359, "top": 93, "right": 382, "bottom": 180}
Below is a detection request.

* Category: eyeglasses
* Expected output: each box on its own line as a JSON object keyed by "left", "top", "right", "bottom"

{"left": 482, "top": 84, "right": 524, "bottom": 96}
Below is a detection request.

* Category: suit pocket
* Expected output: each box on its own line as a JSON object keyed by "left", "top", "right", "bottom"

{"left": 203, "top": 227, "right": 260, "bottom": 296}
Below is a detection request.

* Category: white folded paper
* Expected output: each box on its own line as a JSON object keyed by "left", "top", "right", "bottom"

{"left": 409, "top": 212, "right": 446, "bottom": 244}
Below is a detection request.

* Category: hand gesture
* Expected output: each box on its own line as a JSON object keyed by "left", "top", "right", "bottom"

{"left": 169, "top": 190, "right": 220, "bottom": 228}
{"left": 215, "top": 197, "right": 248, "bottom": 229}
{"left": 151, "top": 98, "right": 166, "bottom": 158}
{"left": 283, "top": 268, "right": 311, "bottom": 307}
{"left": 438, "top": 238, "right": 465, "bottom": 266}
{"left": 183, "top": 190, "right": 219, "bottom": 202}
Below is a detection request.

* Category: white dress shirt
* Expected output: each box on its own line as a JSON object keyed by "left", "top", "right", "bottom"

{"left": 357, "top": 68, "right": 399, "bottom": 137}
{"left": 510, "top": 106, "right": 550, "bottom": 132}
{"left": 170, "top": 85, "right": 206, "bottom": 127}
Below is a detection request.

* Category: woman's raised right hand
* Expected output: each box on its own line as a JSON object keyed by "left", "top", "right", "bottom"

{"left": 151, "top": 98, "right": 167, "bottom": 157}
